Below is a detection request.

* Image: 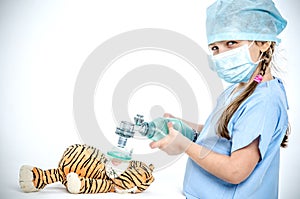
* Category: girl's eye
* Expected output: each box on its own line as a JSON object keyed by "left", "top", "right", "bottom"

{"left": 210, "top": 46, "right": 218, "bottom": 51}
{"left": 227, "top": 41, "right": 237, "bottom": 47}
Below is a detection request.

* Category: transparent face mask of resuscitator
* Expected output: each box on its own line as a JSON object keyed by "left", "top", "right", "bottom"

{"left": 209, "top": 41, "right": 263, "bottom": 84}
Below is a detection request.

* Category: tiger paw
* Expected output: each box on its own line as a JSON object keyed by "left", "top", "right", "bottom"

{"left": 19, "top": 165, "right": 39, "bottom": 192}
{"left": 67, "top": 172, "right": 81, "bottom": 194}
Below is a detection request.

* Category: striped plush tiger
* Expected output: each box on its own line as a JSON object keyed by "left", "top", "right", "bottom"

{"left": 19, "top": 144, "right": 155, "bottom": 194}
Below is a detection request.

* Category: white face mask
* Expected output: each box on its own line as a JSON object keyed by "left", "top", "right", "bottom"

{"left": 209, "top": 43, "right": 262, "bottom": 84}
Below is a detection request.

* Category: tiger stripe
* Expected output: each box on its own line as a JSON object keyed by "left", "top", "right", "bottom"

{"left": 32, "top": 167, "right": 45, "bottom": 189}
{"left": 78, "top": 177, "right": 112, "bottom": 194}
{"left": 32, "top": 167, "right": 64, "bottom": 189}
{"left": 58, "top": 145, "right": 107, "bottom": 180}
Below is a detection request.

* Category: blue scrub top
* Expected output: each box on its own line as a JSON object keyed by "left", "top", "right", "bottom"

{"left": 183, "top": 78, "right": 289, "bottom": 199}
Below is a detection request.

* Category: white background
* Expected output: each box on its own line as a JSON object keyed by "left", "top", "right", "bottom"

{"left": 1, "top": 0, "right": 299, "bottom": 198}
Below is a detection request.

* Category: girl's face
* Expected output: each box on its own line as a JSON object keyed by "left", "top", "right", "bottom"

{"left": 208, "top": 40, "right": 262, "bottom": 63}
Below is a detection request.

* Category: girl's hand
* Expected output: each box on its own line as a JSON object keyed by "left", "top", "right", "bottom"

{"left": 149, "top": 122, "right": 192, "bottom": 155}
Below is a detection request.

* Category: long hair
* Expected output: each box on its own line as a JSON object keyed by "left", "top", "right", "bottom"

{"left": 216, "top": 41, "right": 290, "bottom": 147}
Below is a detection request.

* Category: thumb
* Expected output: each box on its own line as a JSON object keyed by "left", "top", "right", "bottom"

{"left": 167, "top": 122, "right": 173, "bottom": 129}
{"left": 167, "top": 122, "right": 175, "bottom": 135}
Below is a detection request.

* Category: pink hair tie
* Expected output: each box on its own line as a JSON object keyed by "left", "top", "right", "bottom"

{"left": 254, "top": 74, "right": 263, "bottom": 83}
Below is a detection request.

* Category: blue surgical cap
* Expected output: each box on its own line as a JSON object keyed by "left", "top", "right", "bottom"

{"left": 206, "top": 0, "right": 287, "bottom": 44}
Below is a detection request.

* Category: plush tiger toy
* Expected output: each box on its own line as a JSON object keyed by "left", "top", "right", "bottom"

{"left": 19, "top": 144, "right": 155, "bottom": 194}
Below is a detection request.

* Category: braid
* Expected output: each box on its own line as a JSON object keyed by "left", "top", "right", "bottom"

{"left": 217, "top": 42, "right": 275, "bottom": 139}
{"left": 259, "top": 42, "right": 273, "bottom": 76}
{"left": 281, "top": 124, "right": 290, "bottom": 148}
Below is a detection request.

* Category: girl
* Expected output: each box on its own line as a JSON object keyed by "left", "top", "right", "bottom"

{"left": 150, "top": 0, "right": 290, "bottom": 198}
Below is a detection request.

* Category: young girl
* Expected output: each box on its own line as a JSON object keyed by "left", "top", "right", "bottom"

{"left": 150, "top": 0, "right": 290, "bottom": 198}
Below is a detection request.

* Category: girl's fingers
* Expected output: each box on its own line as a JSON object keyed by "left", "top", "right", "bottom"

{"left": 149, "top": 141, "right": 159, "bottom": 149}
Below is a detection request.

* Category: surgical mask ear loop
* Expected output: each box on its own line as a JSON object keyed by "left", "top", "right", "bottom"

{"left": 248, "top": 41, "right": 264, "bottom": 64}
{"left": 255, "top": 52, "right": 264, "bottom": 64}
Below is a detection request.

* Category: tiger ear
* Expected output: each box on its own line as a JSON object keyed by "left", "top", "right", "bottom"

{"left": 148, "top": 164, "right": 154, "bottom": 172}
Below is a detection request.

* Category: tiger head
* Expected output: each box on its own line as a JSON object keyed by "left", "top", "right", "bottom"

{"left": 110, "top": 160, "right": 155, "bottom": 193}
